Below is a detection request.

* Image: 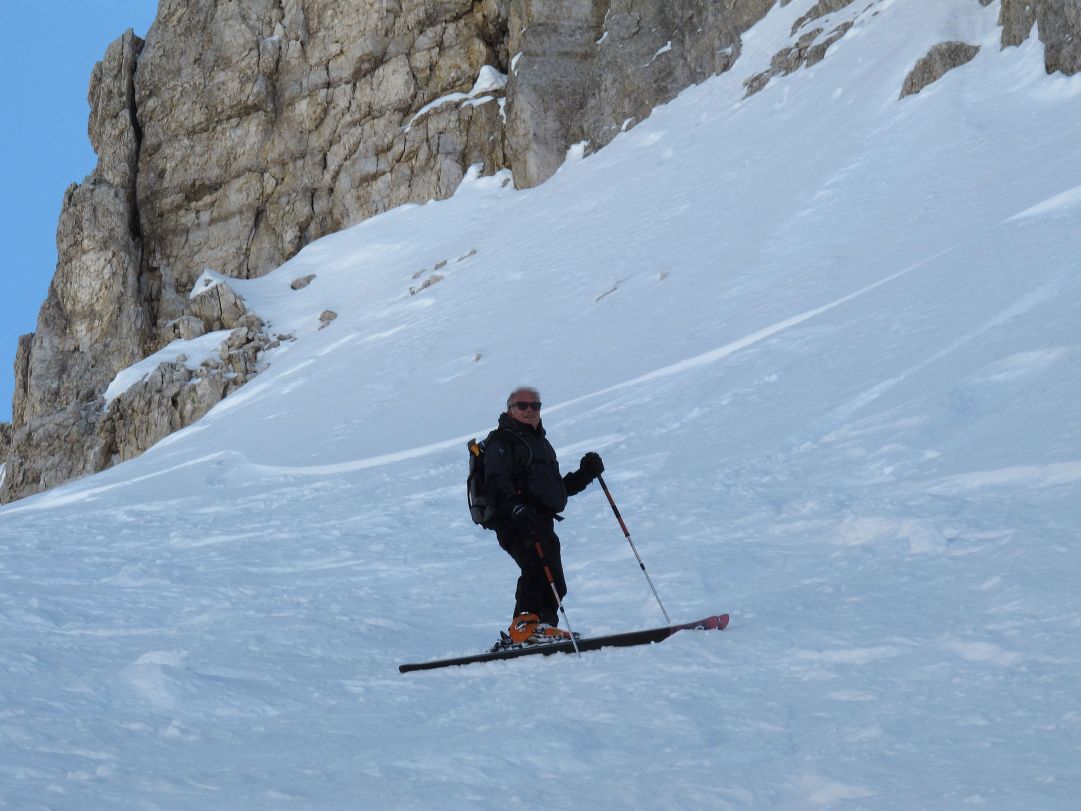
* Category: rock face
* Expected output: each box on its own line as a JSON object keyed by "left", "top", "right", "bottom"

{"left": 132, "top": 0, "right": 512, "bottom": 305}
{"left": 507, "top": 0, "right": 774, "bottom": 185}
{"left": 999, "top": 0, "right": 1081, "bottom": 75}
{"left": 104, "top": 363, "right": 229, "bottom": 460}
{"left": 900, "top": 41, "right": 982, "bottom": 98}
{"left": 2, "top": 32, "right": 148, "bottom": 502}
{"left": 4, "top": 0, "right": 1081, "bottom": 502}
{"left": 743, "top": 21, "right": 853, "bottom": 97}
{"left": 100, "top": 302, "right": 279, "bottom": 465}
{"left": 742, "top": 0, "right": 860, "bottom": 97}
{"left": 2, "top": 402, "right": 111, "bottom": 500}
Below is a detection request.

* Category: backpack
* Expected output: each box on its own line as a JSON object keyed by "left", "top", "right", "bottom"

{"left": 467, "top": 429, "right": 533, "bottom": 528}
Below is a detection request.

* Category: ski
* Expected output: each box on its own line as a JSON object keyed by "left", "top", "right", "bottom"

{"left": 398, "top": 613, "right": 729, "bottom": 673}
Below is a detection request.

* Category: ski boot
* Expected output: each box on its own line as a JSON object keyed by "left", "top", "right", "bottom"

{"left": 491, "top": 613, "right": 577, "bottom": 651}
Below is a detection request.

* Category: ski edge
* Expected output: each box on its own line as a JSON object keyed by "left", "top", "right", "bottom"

{"left": 399, "top": 613, "right": 729, "bottom": 673}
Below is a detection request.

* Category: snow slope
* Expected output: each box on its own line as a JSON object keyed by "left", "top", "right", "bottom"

{"left": 2, "top": 1, "right": 1080, "bottom": 807}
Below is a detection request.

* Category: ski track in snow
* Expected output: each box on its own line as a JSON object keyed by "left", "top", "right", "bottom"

{"left": 926, "top": 460, "right": 1081, "bottom": 492}
{"left": 245, "top": 246, "right": 954, "bottom": 478}
{"left": 1004, "top": 182, "right": 1081, "bottom": 222}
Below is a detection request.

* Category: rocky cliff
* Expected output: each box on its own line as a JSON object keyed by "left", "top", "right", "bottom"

{"left": 2, "top": 0, "right": 1079, "bottom": 503}
{"left": 999, "top": 0, "right": 1081, "bottom": 74}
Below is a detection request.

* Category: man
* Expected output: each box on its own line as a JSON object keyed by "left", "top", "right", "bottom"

{"left": 484, "top": 386, "right": 605, "bottom": 644}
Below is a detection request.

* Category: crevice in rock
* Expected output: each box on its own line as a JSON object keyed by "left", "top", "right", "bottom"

{"left": 127, "top": 36, "right": 163, "bottom": 352}
{"left": 473, "top": 0, "right": 511, "bottom": 75}
{"left": 127, "top": 39, "right": 146, "bottom": 247}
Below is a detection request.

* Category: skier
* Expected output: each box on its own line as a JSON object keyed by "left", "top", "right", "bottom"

{"left": 483, "top": 386, "right": 605, "bottom": 644}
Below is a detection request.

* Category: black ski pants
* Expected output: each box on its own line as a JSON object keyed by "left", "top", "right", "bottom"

{"left": 498, "top": 518, "right": 567, "bottom": 627}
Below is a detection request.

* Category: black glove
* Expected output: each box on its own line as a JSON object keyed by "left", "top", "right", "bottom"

{"left": 580, "top": 452, "right": 604, "bottom": 480}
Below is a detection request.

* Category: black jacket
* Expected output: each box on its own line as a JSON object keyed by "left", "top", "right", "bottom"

{"left": 484, "top": 413, "right": 592, "bottom": 521}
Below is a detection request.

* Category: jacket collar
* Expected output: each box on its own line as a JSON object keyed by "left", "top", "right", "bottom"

{"left": 499, "top": 411, "right": 545, "bottom": 437}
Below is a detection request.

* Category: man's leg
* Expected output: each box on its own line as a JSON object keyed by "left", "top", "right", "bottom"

{"left": 510, "top": 525, "right": 565, "bottom": 626}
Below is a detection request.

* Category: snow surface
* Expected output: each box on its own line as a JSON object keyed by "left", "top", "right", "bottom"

{"left": 3, "top": 0, "right": 1081, "bottom": 808}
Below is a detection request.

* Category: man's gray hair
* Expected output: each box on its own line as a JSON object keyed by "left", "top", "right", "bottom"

{"left": 507, "top": 386, "right": 541, "bottom": 409}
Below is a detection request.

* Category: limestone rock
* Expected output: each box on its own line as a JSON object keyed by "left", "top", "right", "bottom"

{"left": 318, "top": 310, "right": 338, "bottom": 329}
{"left": 99, "top": 318, "right": 273, "bottom": 465}
{"left": 503, "top": 0, "right": 608, "bottom": 188}
{"left": 0, "top": 31, "right": 147, "bottom": 504}
{"left": 190, "top": 280, "right": 250, "bottom": 331}
{"left": 901, "top": 42, "right": 981, "bottom": 98}
{"left": 1, "top": 402, "right": 110, "bottom": 502}
{"left": 22, "top": 30, "right": 148, "bottom": 422}
{"left": 102, "top": 362, "right": 218, "bottom": 463}
{"left": 133, "top": 0, "right": 511, "bottom": 309}
{"left": 506, "top": 0, "right": 775, "bottom": 187}
{"left": 12, "top": 334, "right": 32, "bottom": 428}
{"left": 409, "top": 274, "right": 444, "bottom": 295}
{"left": 744, "top": 21, "right": 853, "bottom": 97}
{"left": 0, "top": 422, "right": 10, "bottom": 465}
{"left": 999, "top": 0, "right": 1081, "bottom": 76}
{"left": 790, "top": 0, "right": 857, "bottom": 36}
{"left": 291, "top": 274, "right": 317, "bottom": 290}
{"left": 162, "top": 316, "right": 207, "bottom": 342}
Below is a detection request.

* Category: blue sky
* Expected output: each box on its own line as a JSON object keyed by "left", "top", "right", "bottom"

{"left": 0, "top": 2, "right": 158, "bottom": 423}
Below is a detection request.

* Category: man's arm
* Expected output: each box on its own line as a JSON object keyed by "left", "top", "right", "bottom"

{"left": 563, "top": 451, "right": 604, "bottom": 497}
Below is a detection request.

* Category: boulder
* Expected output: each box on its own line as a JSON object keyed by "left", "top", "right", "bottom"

{"left": 162, "top": 315, "right": 207, "bottom": 342}
{"left": 901, "top": 42, "right": 981, "bottom": 98}
{"left": 189, "top": 280, "right": 250, "bottom": 331}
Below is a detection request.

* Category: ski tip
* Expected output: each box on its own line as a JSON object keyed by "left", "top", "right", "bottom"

{"left": 718, "top": 613, "right": 729, "bottom": 630}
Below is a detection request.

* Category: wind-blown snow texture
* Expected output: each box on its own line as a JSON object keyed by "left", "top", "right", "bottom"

{"left": 3, "top": 1, "right": 1080, "bottom": 807}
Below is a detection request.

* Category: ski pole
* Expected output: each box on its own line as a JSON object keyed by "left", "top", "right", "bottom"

{"left": 532, "top": 537, "right": 581, "bottom": 657}
{"left": 597, "top": 474, "right": 671, "bottom": 625}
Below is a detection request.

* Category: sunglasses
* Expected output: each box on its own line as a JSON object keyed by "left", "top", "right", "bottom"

{"left": 512, "top": 401, "right": 542, "bottom": 411}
